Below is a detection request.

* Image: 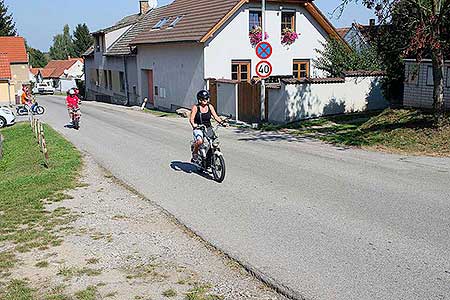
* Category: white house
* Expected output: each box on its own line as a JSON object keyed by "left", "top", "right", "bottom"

{"left": 84, "top": 1, "right": 156, "bottom": 106}
{"left": 129, "top": 0, "right": 347, "bottom": 112}
{"left": 41, "top": 58, "right": 85, "bottom": 92}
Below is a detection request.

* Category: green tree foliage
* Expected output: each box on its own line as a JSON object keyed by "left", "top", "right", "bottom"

{"left": 49, "top": 24, "right": 75, "bottom": 60}
{"left": 28, "top": 47, "right": 48, "bottom": 68}
{"left": 73, "top": 23, "right": 93, "bottom": 57}
{"left": 0, "top": 0, "right": 16, "bottom": 36}
{"left": 314, "top": 38, "right": 382, "bottom": 77}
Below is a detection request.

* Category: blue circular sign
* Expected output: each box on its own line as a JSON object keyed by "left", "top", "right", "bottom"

{"left": 256, "top": 42, "right": 273, "bottom": 60}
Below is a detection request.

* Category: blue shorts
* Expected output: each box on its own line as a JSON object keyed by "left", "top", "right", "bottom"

{"left": 193, "top": 129, "right": 204, "bottom": 141}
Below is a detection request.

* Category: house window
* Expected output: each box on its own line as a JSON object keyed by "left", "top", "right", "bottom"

{"left": 108, "top": 70, "right": 113, "bottom": 90}
{"left": 232, "top": 61, "right": 251, "bottom": 82}
{"left": 293, "top": 60, "right": 310, "bottom": 79}
{"left": 281, "top": 11, "right": 295, "bottom": 32}
{"left": 249, "top": 11, "right": 262, "bottom": 30}
{"left": 406, "top": 63, "right": 419, "bottom": 85}
{"left": 169, "top": 16, "right": 183, "bottom": 28}
{"left": 103, "top": 70, "right": 108, "bottom": 88}
{"left": 119, "top": 72, "right": 125, "bottom": 92}
{"left": 153, "top": 18, "right": 169, "bottom": 29}
{"left": 446, "top": 67, "right": 450, "bottom": 88}
{"left": 426, "top": 66, "right": 433, "bottom": 86}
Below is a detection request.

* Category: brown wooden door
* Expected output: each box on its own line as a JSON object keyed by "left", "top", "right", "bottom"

{"left": 238, "top": 82, "right": 269, "bottom": 123}
{"left": 209, "top": 79, "right": 217, "bottom": 108}
{"left": 147, "top": 70, "right": 154, "bottom": 106}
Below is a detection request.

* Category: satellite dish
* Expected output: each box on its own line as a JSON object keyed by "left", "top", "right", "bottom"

{"left": 148, "top": 0, "right": 158, "bottom": 9}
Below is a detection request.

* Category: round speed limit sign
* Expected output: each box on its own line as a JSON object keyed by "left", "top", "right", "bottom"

{"left": 256, "top": 60, "right": 273, "bottom": 79}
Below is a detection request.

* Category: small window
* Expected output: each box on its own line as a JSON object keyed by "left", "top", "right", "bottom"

{"left": 155, "top": 86, "right": 159, "bottom": 96}
{"left": 406, "top": 63, "right": 419, "bottom": 85}
{"left": 293, "top": 60, "right": 309, "bottom": 79}
{"left": 446, "top": 67, "right": 450, "bottom": 88}
{"left": 103, "top": 70, "right": 108, "bottom": 88}
{"left": 169, "top": 16, "right": 183, "bottom": 28}
{"left": 96, "top": 69, "right": 100, "bottom": 85}
{"left": 119, "top": 72, "right": 125, "bottom": 92}
{"left": 108, "top": 70, "right": 113, "bottom": 90}
{"left": 153, "top": 18, "right": 169, "bottom": 29}
{"left": 231, "top": 61, "right": 251, "bottom": 82}
{"left": 249, "top": 11, "right": 262, "bottom": 31}
{"left": 426, "top": 66, "right": 433, "bottom": 86}
{"left": 281, "top": 11, "right": 295, "bottom": 32}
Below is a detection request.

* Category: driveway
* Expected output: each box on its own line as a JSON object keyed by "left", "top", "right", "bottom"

{"left": 37, "top": 95, "right": 450, "bottom": 300}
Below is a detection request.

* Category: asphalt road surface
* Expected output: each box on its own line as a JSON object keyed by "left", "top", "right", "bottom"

{"left": 37, "top": 95, "right": 450, "bottom": 300}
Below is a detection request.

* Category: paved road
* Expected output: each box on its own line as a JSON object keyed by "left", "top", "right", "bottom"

{"left": 38, "top": 95, "right": 450, "bottom": 300}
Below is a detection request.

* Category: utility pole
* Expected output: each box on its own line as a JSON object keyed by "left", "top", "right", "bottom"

{"left": 260, "top": 0, "right": 266, "bottom": 122}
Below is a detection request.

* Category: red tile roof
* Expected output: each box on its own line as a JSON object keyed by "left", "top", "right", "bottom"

{"left": 42, "top": 58, "right": 83, "bottom": 78}
{"left": 0, "top": 37, "right": 28, "bottom": 63}
{"left": 336, "top": 27, "right": 350, "bottom": 38}
{"left": 30, "top": 68, "right": 41, "bottom": 76}
{"left": 0, "top": 53, "right": 11, "bottom": 79}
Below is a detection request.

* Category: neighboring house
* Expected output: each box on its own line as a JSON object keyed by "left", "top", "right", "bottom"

{"left": 127, "top": 0, "right": 347, "bottom": 112}
{"left": 84, "top": 1, "right": 153, "bottom": 106}
{"left": 0, "top": 53, "right": 14, "bottom": 104}
{"left": 41, "top": 58, "right": 84, "bottom": 92}
{"left": 403, "top": 59, "right": 450, "bottom": 109}
{"left": 0, "top": 37, "right": 30, "bottom": 95}
{"left": 337, "top": 19, "right": 379, "bottom": 51}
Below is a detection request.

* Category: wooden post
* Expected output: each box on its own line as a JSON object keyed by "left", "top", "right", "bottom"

{"left": 42, "top": 136, "right": 49, "bottom": 167}
{"left": 39, "top": 123, "right": 44, "bottom": 150}
{"left": 0, "top": 134, "right": 4, "bottom": 160}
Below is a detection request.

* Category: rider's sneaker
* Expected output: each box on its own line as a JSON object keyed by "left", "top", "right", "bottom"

{"left": 191, "top": 154, "right": 199, "bottom": 164}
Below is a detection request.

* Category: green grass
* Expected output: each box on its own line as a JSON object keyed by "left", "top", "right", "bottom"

{"left": 1, "top": 279, "right": 34, "bottom": 300}
{"left": 143, "top": 108, "right": 178, "bottom": 118}
{"left": 0, "top": 123, "right": 81, "bottom": 273}
{"left": 35, "top": 260, "right": 49, "bottom": 268}
{"left": 185, "top": 284, "right": 223, "bottom": 300}
{"left": 57, "top": 266, "right": 102, "bottom": 279}
{"left": 263, "top": 109, "right": 450, "bottom": 156}
{"left": 162, "top": 289, "right": 177, "bottom": 298}
{"left": 74, "top": 286, "right": 97, "bottom": 300}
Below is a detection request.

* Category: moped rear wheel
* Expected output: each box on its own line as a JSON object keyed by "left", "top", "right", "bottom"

{"left": 211, "top": 154, "right": 226, "bottom": 183}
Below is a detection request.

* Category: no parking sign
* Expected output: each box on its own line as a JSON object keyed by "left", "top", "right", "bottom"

{"left": 255, "top": 41, "right": 273, "bottom": 79}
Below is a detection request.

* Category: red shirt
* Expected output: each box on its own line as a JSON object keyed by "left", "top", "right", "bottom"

{"left": 66, "top": 95, "right": 79, "bottom": 109}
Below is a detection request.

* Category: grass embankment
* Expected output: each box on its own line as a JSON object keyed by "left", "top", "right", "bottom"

{"left": 144, "top": 108, "right": 179, "bottom": 118}
{"left": 0, "top": 123, "right": 81, "bottom": 297}
{"left": 262, "top": 109, "right": 450, "bottom": 156}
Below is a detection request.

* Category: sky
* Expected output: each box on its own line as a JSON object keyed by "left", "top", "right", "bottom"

{"left": 4, "top": 0, "right": 376, "bottom": 51}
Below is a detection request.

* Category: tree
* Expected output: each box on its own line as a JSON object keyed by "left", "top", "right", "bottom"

{"left": 338, "top": 0, "right": 450, "bottom": 123}
{"left": 0, "top": 0, "right": 16, "bottom": 36}
{"left": 314, "top": 38, "right": 382, "bottom": 77}
{"left": 73, "top": 23, "right": 93, "bottom": 57}
{"left": 28, "top": 47, "right": 48, "bottom": 68}
{"left": 49, "top": 24, "right": 75, "bottom": 60}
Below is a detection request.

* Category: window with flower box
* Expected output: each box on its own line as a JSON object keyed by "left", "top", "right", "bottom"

{"left": 293, "top": 60, "right": 310, "bottom": 79}
{"left": 232, "top": 61, "right": 251, "bottom": 82}
{"left": 249, "top": 11, "right": 262, "bottom": 31}
{"left": 281, "top": 11, "right": 295, "bottom": 33}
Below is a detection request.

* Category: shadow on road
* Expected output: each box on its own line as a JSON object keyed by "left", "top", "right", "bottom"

{"left": 170, "top": 161, "right": 213, "bottom": 181}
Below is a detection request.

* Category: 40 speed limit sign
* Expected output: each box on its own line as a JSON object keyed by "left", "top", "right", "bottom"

{"left": 256, "top": 60, "right": 273, "bottom": 79}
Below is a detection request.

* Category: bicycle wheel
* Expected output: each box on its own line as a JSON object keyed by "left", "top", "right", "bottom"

{"left": 35, "top": 106, "right": 45, "bottom": 115}
{"left": 211, "top": 154, "right": 226, "bottom": 183}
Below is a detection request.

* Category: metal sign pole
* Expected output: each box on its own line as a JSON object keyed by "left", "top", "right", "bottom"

{"left": 260, "top": 0, "right": 266, "bottom": 122}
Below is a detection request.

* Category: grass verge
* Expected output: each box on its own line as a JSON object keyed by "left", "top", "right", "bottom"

{"left": 261, "top": 109, "right": 450, "bottom": 156}
{"left": 0, "top": 123, "right": 81, "bottom": 280}
{"left": 143, "top": 108, "right": 179, "bottom": 118}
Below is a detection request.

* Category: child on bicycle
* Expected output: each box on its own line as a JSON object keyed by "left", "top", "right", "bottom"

{"left": 66, "top": 89, "right": 80, "bottom": 124}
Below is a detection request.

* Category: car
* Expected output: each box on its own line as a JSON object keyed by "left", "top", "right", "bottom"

{"left": 0, "top": 106, "right": 15, "bottom": 128}
{"left": 34, "top": 82, "right": 55, "bottom": 95}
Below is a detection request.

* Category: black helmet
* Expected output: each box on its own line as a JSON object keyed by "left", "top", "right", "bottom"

{"left": 197, "top": 90, "right": 210, "bottom": 102}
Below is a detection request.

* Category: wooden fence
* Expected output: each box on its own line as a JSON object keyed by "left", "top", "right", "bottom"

{"left": 30, "top": 115, "right": 50, "bottom": 167}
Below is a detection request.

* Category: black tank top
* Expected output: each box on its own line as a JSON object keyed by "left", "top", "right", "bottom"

{"left": 194, "top": 104, "right": 212, "bottom": 127}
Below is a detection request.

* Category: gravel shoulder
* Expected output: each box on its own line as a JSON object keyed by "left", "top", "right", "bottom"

{"left": 9, "top": 154, "right": 286, "bottom": 300}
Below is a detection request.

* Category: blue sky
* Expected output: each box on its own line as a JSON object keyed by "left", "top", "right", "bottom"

{"left": 4, "top": 0, "right": 375, "bottom": 51}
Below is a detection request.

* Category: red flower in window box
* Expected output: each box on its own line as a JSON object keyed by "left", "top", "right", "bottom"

{"left": 281, "top": 28, "right": 299, "bottom": 46}
{"left": 249, "top": 26, "right": 269, "bottom": 47}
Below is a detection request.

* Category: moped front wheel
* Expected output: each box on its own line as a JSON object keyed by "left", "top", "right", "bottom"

{"left": 211, "top": 154, "right": 226, "bottom": 183}
{"left": 35, "top": 106, "right": 45, "bottom": 115}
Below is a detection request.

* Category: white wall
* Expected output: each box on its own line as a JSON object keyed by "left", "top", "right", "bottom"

{"left": 67, "top": 60, "right": 84, "bottom": 79}
{"left": 268, "top": 76, "right": 389, "bottom": 123}
{"left": 137, "top": 43, "right": 205, "bottom": 110}
{"left": 105, "top": 25, "right": 132, "bottom": 50}
{"left": 204, "top": 3, "right": 329, "bottom": 80}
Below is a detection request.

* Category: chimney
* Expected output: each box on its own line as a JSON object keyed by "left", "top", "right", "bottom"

{"left": 369, "top": 19, "right": 376, "bottom": 27}
{"left": 140, "top": 1, "right": 150, "bottom": 15}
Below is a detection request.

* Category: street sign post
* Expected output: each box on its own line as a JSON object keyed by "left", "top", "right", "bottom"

{"left": 260, "top": 0, "right": 267, "bottom": 122}
{"left": 255, "top": 61, "right": 273, "bottom": 79}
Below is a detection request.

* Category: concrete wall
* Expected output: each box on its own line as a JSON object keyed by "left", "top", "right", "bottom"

{"left": 67, "top": 60, "right": 84, "bottom": 79}
{"left": 403, "top": 60, "right": 450, "bottom": 109}
{"left": 10, "top": 63, "right": 30, "bottom": 93}
{"left": 137, "top": 43, "right": 205, "bottom": 111}
{"left": 216, "top": 81, "right": 238, "bottom": 118}
{"left": 0, "top": 81, "right": 14, "bottom": 104}
{"left": 204, "top": 3, "right": 329, "bottom": 80}
{"left": 268, "top": 76, "right": 389, "bottom": 123}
